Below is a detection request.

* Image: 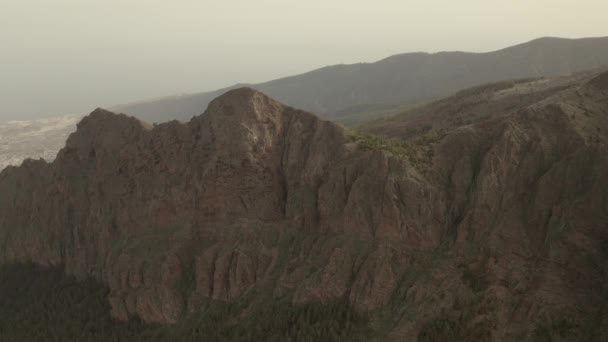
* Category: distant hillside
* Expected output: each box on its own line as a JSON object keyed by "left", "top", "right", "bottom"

{"left": 362, "top": 69, "right": 606, "bottom": 139}
{"left": 0, "top": 115, "right": 80, "bottom": 171}
{"left": 113, "top": 36, "right": 608, "bottom": 125}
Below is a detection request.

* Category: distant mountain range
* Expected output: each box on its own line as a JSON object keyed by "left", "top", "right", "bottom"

{"left": 113, "top": 36, "right": 608, "bottom": 126}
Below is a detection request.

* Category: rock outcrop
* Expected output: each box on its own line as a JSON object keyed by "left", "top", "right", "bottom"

{"left": 1, "top": 71, "right": 607, "bottom": 340}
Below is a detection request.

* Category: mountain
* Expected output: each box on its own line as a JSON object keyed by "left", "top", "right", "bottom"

{"left": 363, "top": 68, "right": 607, "bottom": 138}
{"left": 113, "top": 36, "right": 608, "bottom": 126}
{"left": 1, "top": 70, "right": 608, "bottom": 340}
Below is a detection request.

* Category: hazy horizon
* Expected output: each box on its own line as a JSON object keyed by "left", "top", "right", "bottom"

{"left": 2, "top": 0, "right": 608, "bottom": 121}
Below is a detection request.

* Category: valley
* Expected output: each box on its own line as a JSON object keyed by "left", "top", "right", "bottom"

{"left": 0, "top": 115, "right": 80, "bottom": 171}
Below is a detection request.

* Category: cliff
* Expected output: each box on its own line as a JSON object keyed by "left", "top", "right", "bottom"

{"left": 1, "top": 71, "right": 607, "bottom": 340}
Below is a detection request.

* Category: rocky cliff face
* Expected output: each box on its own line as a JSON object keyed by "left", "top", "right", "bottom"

{"left": 1, "top": 72, "right": 607, "bottom": 340}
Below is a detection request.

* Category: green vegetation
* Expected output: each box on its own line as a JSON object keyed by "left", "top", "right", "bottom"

{"left": 418, "top": 295, "right": 497, "bottom": 342}
{"left": 531, "top": 311, "right": 608, "bottom": 342}
{"left": 181, "top": 297, "right": 372, "bottom": 342}
{"left": 460, "top": 266, "right": 488, "bottom": 293}
{"left": 451, "top": 77, "right": 539, "bottom": 99}
{"left": 418, "top": 312, "right": 493, "bottom": 342}
{"left": 0, "top": 263, "right": 372, "bottom": 341}
{"left": 333, "top": 102, "right": 413, "bottom": 127}
{"left": 0, "top": 263, "right": 147, "bottom": 342}
{"left": 532, "top": 317, "right": 581, "bottom": 342}
{"left": 351, "top": 129, "right": 445, "bottom": 172}
{"left": 354, "top": 133, "right": 413, "bottom": 159}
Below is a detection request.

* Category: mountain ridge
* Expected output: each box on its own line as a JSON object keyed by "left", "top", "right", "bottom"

{"left": 113, "top": 36, "right": 608, "bottom": 126}
{"left": 1, "top": 71, "right": 608, "bottom": 339}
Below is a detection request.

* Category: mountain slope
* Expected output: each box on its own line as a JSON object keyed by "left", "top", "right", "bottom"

{"left": 0, "top": 263, "right": 370, "bottom": 341}
{"left": 363, "top": 69, "right": 607, "bottom": 139}
{"left": 113, "top": 36, "right": 608, "bottom": 126}
{"left": 1, "top": 71, "right": 608, "bottom": 340}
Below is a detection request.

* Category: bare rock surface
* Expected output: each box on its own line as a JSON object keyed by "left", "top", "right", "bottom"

{"left": 1, "top": 71, "right": 608, "bottom": 340}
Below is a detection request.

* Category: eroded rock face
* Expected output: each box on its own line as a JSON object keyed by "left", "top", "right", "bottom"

{"left": 0, "top": 88, "right": 443, "bottom": 324}
{"left": 1, "top": 72, "right": 607, "bottom": 340}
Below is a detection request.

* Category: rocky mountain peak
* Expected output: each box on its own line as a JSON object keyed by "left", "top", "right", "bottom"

{"left": 194, "top": 87, "right": 290, "bottom": 155}
{"left": 205, "top": 87, "right": 282, "bottom": 118}
{"left": 76, "top": 107, "right": 151, "bottom": 132}
{"left": 1, "top": 71, "right": 607, "bottom": 339}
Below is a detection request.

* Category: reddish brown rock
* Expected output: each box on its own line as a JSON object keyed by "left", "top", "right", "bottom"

{"left": 1, "top": 71, "right": 607, "bottom": 340}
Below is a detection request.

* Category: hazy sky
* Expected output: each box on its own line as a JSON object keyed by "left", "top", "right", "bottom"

{"left": 2, "top": 0, "right": 607, "bottom": 120}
